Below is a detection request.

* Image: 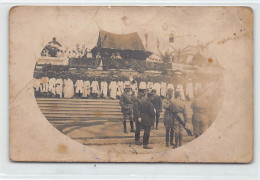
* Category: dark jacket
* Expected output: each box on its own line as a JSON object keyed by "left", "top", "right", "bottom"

{"left": 131, "top": 95, "right": 142, "bottom": 118}
{"left": 170, "top": 98, "right": 187, "bottom": 125}
{"left": 119, "top": 92, "right": 133, "bottom": 113}
{"left": 140, "top": 97, "right": 155, "bottom": 127}
{"left": 152, "top": 95, "right": 162, "bottom": 111}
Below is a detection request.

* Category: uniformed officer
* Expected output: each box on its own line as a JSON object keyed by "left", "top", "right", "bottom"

{"left": 119, "top": 84, "right": 135, "bottom": 133}
{"left": 191, "top": 91, "right": 209, "bottom": 138}
{"left": 171, "top": 91, "right": 188, "bottom": 148}
{"left": 152, "top": 88, "right": 162, "bottom": 130}
{"left": 132, "top": 83, "right": 146, "bottom": 146}
{"left": 140, "top": 89, "right": 156, "bottom": 149}
{"left": 162, "top": 88, "right": 175, "bottom": 147}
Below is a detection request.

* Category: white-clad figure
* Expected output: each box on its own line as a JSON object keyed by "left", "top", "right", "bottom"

{"left": 49, "top": 77, "right": 56, "bottom": 96}
{"left": 68, "top": 78, "right": 74, "bottom": 98}
{"left": 167, "top": 83, "right": 174, "bottom": 91}
{"left": 91, "top": 81, "right": 100, "bottom": 98}
{"left": 55, "top": 78, "right": 63, "bottom": 98}
{"left": 63, "top": 79, "right": 69, "bottom": 98}
{"left": 123, "top": 81, "right": 131, "bottom": 89}
{"left": 147, "top": 82, "right": 154, "bottom": 90}
{"left": 100, "top": 81, "right": 108, "bottom": 98}
{"left": 160, "top": 82, "right": 167, "bottom": 97}
{"left": 116, "top": 81, "right": 124, "bottom": 97}
{"left": 83, "top": 80, "right": 91, "bottom": 98}
{"left": 40, "top": 77, "right": 49, "bottom": 97}
{"left": 75, "top": 79, "right": 84, "bottom": 97}
{"left": 153, "top": 83, "right": 161, "bottom": 96}
{"left": 109, "top": 81, "right": 117, "bottom": 99}
{"left": 33, "top": 78, "right": 41, "bottom": 97}
{"left": 186, "top": 82, "right": 194, "bottom": 100}
{"left": 176, "top": 84, "right": 186, "bottom": 100}
{"left": 194, "top": 82, "right": 203, "bottom": 97}
{"left": 139, "top": 82, "right": 147, "bottom": 91}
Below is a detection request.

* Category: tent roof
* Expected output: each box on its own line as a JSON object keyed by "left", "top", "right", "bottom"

{"left": 98, "top": 30, "right": 146, "bottom": 51}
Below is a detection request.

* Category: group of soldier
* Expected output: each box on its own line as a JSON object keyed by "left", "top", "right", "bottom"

{"left": 119, "top": 80, "right": 210, "bottom": 149}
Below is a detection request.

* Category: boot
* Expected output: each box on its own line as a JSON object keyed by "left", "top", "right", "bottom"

{"left": 143, "top": 144, "right": 153, "bottom": 149}
{"left": 130, "top": 121, "right": 135, "bottom": 132}
{"left": 123, "top": 121, "right": 127, "bottom": 133}
{"left": 179, "top": 133, "right": 183, "bottom": 146}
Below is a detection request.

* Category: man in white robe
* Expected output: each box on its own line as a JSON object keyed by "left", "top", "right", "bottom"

{"left": 83, "top": 80, "right": 91, "bottom": 98}
{"left": 91, "top": 81, "right": 100, "bottom": 98}
{"left": 49, "top": 77, "right": 56, "bottom": 97}
{"left": 167, "top": 83, "right": 174, "bottom": 92}
{"left": 100, "top": 81, "right": 108, "bottom": 98}
{"left": 139, "top": 82, "right": 147, "bottom": 92}
{"left": 109, "top": 81, "right": 117, "bottom": 99}
{"left": 33, "top": 78, "right": 41, "bottom": 97}
{"left": 75, "top": 79, "right": 84, "bottom": 98}
{"left": 40, "top": 77, "right": 49, "bottom": 98}
{"left": 116, "top": 81, "right": 124, "bottom": 98}
{"left": 147, "top": 82, "right": 154, "bottom": 90}
{"left": 55, "top": 78, "right": 63, "bottom": 98}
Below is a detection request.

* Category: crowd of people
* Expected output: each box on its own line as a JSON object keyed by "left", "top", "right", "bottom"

{"left": 118, "top": 81, "right": 214, "bottom": 149}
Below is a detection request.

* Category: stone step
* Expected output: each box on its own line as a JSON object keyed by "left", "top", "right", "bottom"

{"left": 39, "top": 107, "right": 121, "bottom": 112}
{"left": 41, "top": 110, "right": 122, "bottom": 115}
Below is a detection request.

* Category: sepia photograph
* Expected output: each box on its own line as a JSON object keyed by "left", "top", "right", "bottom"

{"left": 9, "top": 6, "right": 253, "bottom": 162}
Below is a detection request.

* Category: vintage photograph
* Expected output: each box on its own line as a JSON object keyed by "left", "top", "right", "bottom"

{"left": 9, "top": 6, "right": 253, "bottom": 162}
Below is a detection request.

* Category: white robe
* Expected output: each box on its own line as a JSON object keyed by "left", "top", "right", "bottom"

{"left": 109, "top": 81, "right": 117, "bottom": 99}
{"left": 64, "top": 79, "right": 74, "bottom": 98}
{"left": 116, "top": 81, "right": 124, "bottom": 97}
{"left": 83, "top": 81, "right": 91, "bottom": 97}
{"left": 33, "top": 79, "right": 41, "bottom": 92}
{"left": 139, "top": 82, "right": 147, "bottom": 90}
{"left": 49, "top": 78, "right": 56, "bottom": 95}
{"left": 186, "top": 82, "right": 194, "bottom": 99}
{"left": 153, "top": 83, "right": 161, "bottom": 96}
{"left": 40, "top": 77, "right": 49, "bottom": 93}
{"left": 100, "top": 81, "right": 108, "bottom": 98}
{"left": 75, "top": 80, "right": 84, "bottom": 93}
{"left": 91, "top": 81, "right": 100, "bottom": 95}
{"left": 160, "top": 82, "right": 167, "bottom": 97}
{"left": 176, "top": 84, "right": 186, "bottom": 100}
{"left": 55, "top": 79, "right": 63, "bottom": 97}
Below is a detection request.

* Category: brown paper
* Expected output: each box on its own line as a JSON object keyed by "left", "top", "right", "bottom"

{"left": 9, "top": 6, "right": 253, "bottom": 162}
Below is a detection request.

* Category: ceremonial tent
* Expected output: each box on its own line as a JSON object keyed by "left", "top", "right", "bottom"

{"left": 91, "top": 30, "right": 152, "bottom": 60}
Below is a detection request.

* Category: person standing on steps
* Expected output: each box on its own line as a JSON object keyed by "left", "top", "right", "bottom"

{"left": 152, "top": 88, "right": 162, "bottom": 130}
{"left": 119, "top": 84, "right": 135, "bottom": 133}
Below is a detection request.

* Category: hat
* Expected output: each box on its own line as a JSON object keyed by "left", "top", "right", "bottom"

{"left": 139, "top": 82, "right": 147, "bottom": 90}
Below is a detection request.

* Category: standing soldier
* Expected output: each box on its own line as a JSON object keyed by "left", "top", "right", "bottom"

{"left": 171, "top": 91, "right": 190, "bottom": 148}
{"left": 163, "top": 88, "right": 175, "bottom": 147}
{"left": 140, "top": 89, "right": 156, "bottom": 149}
{"left": 132, "top": 83, "right": 146, "bottom": 146}
{"left": 152, "top": 88, "right": 162, "bottom": 130}
{"left": 191, "top": 91, "right": 209, "bottom": 138}
{"left": 119, "top": 84, "right": 135, "bottom": 133}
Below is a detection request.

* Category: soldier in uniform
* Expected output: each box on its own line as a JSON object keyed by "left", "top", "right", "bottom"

{"left": 140, "top": 89, "right": 156, "bottom": 149}
{"left": 162, "top": 88, "right": 175, "bottom": 147}
{"left": 152, "top": 88, "right": 162, "bottom": 130}
{"left": 171, "top": 91, "right": 189, "bottom": 148}
{"left": 191, "top": 91, "right": 209, "bottom": 138}
{"left": 119, "top": 84, "right": 135, "bottom": 133}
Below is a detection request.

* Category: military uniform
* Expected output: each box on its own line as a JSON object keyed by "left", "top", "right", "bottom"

{"left": 171, "top": 98, "right": 187, "bottom": 148}
{"left": 162, "top": 97, "right": 174, "bottom": 147}
{"left": 191, "top": 95, "right": 209, "bottom": 138}
{"left": 119, "top": 91, "right": 134, "bottom": 133}
{"left": 132, "top": 94, "right": 143, "bottom": 144}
